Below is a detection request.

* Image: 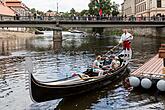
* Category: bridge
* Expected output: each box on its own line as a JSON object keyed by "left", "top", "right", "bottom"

{"left": 0, "top": 16, "right": 165, "bottom": 28}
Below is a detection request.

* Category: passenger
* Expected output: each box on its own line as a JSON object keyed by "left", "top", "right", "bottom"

{"left": 111, "top": 56, "right": 120, "bottom": 70}
{"left": 92, "top": 55, "right": 104, "bottom": 76}
{"left": 102, "top": 57, "right": 112, "bottom": 70}
{"left": 103, "top": 57, "right": 112, "bottom": 65}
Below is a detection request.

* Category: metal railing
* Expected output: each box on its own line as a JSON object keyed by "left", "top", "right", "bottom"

{"left": 0, "top": 16, "right": 165, "bottom": 22}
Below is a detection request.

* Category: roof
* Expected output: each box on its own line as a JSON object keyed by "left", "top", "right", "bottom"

{"left": 6, "top": 2, "right": 23, "bottom": 7}
{"left": 0, "top": 2, "right": 15, "bottom": 16}
{"left": 5, "top": 1, "right": 29, "bottom": 10}
{"left": 5, "top": 0, "right": 21, "bottom": 2}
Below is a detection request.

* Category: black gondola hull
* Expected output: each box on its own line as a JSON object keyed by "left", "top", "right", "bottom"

{"left": 30, "top": 64, "right": 129, "bottom": 102}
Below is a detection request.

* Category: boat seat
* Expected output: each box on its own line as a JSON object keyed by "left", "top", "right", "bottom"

{"left": 83, "top": 68, "right": 99, "bottom": 77}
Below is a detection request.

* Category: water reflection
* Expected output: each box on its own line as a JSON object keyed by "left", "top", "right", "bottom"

{"left": 0, "top": 37, "right": 27, "bottom": 55}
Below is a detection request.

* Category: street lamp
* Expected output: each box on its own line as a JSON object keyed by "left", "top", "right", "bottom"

{"left": 57, "top": 0, "right": 59, "bottom": 14}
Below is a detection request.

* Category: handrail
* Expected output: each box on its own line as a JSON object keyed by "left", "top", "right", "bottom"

{"left": 0, "top": 16, "right": 165, "bottom": 22}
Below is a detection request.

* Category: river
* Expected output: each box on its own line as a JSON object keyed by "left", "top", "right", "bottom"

{"left": 0, "top": 31, "right": 165, "bottom": 110}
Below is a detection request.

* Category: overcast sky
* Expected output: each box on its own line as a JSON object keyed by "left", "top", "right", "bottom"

{"left": 22, "top": 0, "right": 123, "bottom": 12}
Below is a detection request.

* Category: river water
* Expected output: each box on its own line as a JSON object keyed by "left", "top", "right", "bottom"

{"left": 0, "top": 31, "right": 165, "bottom": 110}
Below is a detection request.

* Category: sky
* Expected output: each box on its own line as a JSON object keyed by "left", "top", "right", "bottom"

{"left": 22, "top": 0, "right": 123, "bottom": 12}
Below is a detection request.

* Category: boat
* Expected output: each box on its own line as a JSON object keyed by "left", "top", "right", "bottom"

{"left": 95, "top": 33, "right": 101, "bottom": 38}
{"left": 68, "top": 29, "right": 85, "bottom": 34}
{"left": 35, "top": 29, "right": 44, "bottom": 35}
{"left": 28, "top": 50, "right": 131, "bottom": 102}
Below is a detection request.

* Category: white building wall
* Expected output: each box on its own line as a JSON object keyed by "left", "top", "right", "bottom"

{"left": 123, "top": 0, "right": 165, "bottom": 17}
{"left": 123, "top": 0, "right": 135, "bottom": 16}
{"left": 151, "top": 0, "right": 157, "bottom": 8}
{"left": 162, "top": 0, "right": 165, "bottom": 7}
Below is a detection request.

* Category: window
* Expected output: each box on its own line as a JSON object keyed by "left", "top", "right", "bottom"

{"left": 145, "top": 3, "right": 146, "bottom": 10}
{"left": 157, "top": 0, "right": 161, "bottom": 8}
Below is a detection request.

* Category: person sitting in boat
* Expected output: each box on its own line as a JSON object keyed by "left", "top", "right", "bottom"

{"left": 111, "top": 56, "right": 121, "bottom": 70}
{"left": 102, "top": 56, "right": 112, "bottom": 70}
{"left": 92, "top": 55, "right": 104, "bottom": 76}
{"left": 119, "top": 29, "right": 133, "bottom": 60}
{"left": 102, "top": 55, "right": 120, "bottom": 71}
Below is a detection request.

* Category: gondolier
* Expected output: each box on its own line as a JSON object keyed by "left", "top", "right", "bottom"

{"left": 119, "top": 29, "right": 133, "bottom": 60}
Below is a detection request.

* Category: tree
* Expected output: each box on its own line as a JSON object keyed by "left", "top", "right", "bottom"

{"left": 47, "top": 10, "right": 53, "bottom": 12}
{"left": 80, "top": 10, "right": 89, "bottom": 16}
{"left": 111, "top": 2, "right": 119, "bottom": 16}
{"left": 30, "top": 8, "right": 36, "bottom": 14}
{"left": 30, "top": 8, "right": 44, "bottom": 15}
{"left": 37, "top": 10, "right": 44, "bottom": 16}
{"left": 88, "top": 0, "right": 119, "bottom": 16}
{"left": 62, "top": 12, "right": 70, "bottom": 17}
{"left": 70, "top": 8, "right": 76, "bottom": 15}
{"left": 88, "top": 0, "right": 98, "bottom": 15}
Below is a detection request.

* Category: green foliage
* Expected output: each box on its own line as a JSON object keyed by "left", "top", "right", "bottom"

{"left": 111, "top": 2, "right": 119, "bottom": 16}
{"left": 134, "top": 32, "right": 139, "bottom": 37}
{"left": 80, "top": 10, "right": 89, "bottom": 16}
{"left": 70, "top": 8, "right": 76, "bottom": 15}
{"left": 88, "top": 0, "right": 98, "bottom": 15}
{"left": 47, "top": 10, "right": 53, "bottom": 12}
{"left": 30, "top": 8, "right": 44, "bottom": 15}
{"left": 62, "top": 12, "right": 70, "bottom": 17}
{"left": 30, "top": 8, "right": 36, "bottom": 14}
{"left": 37, "top": 10, "right": 44, "bottom": 15}
{"left": 88, "top": 0, "right": 119, "bottom": 16}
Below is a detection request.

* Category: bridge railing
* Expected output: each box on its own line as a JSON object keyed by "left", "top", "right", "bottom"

{"left": 0, "top": 15, "right": 165, "bottom": 22}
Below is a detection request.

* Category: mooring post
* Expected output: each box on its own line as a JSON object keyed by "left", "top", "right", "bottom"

{"left": 158, "top": 44, "right": 165, "bottom": 74}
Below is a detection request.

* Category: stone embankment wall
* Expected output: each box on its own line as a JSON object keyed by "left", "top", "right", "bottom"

{"left": 104, "top": 27, "right": 165, "bottom": 37}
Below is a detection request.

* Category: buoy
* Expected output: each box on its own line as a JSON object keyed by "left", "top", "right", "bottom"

{"left": 129, "top": 76, "right": 140, "bottom": 87}
{"left": 157, "top": 80, "right": 165, "bottom": 91}
{"left": 141, "top": 78, "right": 152, "bottom": 89}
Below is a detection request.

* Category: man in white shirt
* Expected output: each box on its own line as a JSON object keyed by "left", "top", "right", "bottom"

{"left": 119, "top": 29, "right": 133, "bottom": 60}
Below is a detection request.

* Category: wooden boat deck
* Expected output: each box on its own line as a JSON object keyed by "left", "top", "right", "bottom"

{"left": 131, "top": 54, "right": 165, "bottom": 79}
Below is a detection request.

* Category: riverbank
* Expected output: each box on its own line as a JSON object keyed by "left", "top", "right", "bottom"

{"left": 0, "top": 31, "right": 35, "bottom": 39}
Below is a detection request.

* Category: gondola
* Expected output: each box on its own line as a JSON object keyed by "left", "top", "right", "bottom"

{"left": 28, "top": 50, "right": 131, "bottom": 103}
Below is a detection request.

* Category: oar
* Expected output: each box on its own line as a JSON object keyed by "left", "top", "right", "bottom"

{"left": 105, "top": 43, "right": 120, "bottom": 56}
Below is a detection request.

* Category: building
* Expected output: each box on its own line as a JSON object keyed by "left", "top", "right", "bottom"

{"left": 122, "top": 0, "right": 135, "bottom": 17}
{"left": 122, "top": 0, "right": 165, "bottom": 17}
{"left": 0, "top": 0, "right": 30, "bottom": 31}
{"left": 45, "top": 11, "right": 58, "bottom": 17}
{"left": 4, "top": 0, "right": 29, "bottom": 16}
{"left": 0, "top": 1, "right": 15, "bottom": 20}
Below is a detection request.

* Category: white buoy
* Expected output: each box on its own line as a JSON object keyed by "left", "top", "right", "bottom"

{"left": 129, "top": 76, "right": 140, "bottom": 87}
{"left": 157, "top": 80, "right": 165, "bottom": 91}
{"left": 141, "top": 78, "right": 152, "bottom": 89}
